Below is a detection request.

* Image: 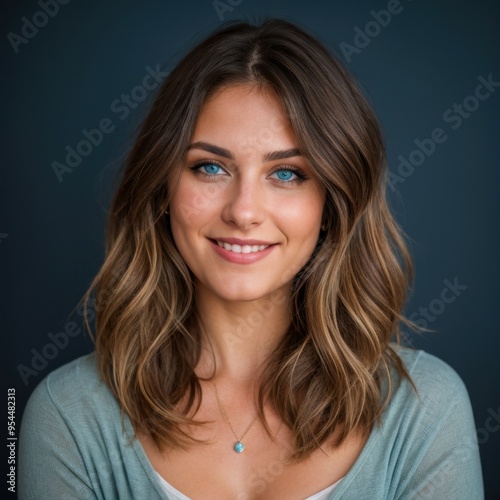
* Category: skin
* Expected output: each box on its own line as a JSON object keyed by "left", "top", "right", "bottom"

{"left": 168, "top": 83, "right": 326, "bottom": 390}
{"left": 138, "top": 84, "right": 368, "bottom": 499}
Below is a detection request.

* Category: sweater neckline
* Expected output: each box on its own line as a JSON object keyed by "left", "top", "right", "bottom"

{"left": 124, "top": 411, "right": 381, "bottom": 499}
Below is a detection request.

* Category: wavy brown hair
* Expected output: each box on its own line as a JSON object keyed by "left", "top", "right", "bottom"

{"left": 80, "top": 18, "right": 423, "bottom": 464}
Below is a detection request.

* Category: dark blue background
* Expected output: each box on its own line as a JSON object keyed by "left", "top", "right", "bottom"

{"left": 2, "top": 0, "right": 499, "bottom": 497}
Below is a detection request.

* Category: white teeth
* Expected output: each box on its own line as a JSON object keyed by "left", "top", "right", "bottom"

{"left": 216, "top": 240, "right": 270, "bottom": 253}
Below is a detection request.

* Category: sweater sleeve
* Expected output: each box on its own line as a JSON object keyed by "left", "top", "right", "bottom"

{"left": 18, "top": 375, "right": 98, "bottom": 500}
{"left": 395, "top": 357, "right": 484, "bottom": 500}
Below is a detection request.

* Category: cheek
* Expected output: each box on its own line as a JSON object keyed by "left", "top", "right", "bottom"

{"left": 277, "top": 197, "right": 323, "bottom": 278}
{"left": 171, "top": 177, "right": 221, "bottom": 226}
{"left": 275, "top": 192, "right": 324, "bottom": 231}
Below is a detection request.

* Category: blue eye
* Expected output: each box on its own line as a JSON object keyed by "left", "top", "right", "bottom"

{"left": 189, "top": 161, "right": 227, "bottom": 179}
{"left": 273, "top": 169, "right": 295, "bottom": 181}
{"left": 198, "top": 163, "right": 223, "bottom": 175}
{"left": 270, "top": 168, "right": 307, "bottom": 185}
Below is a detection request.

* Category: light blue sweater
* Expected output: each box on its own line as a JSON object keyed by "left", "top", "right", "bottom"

{"left": 18, "top": 345, "right": 484, "bottom": 499}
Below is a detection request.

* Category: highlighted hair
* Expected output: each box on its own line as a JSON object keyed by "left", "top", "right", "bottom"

{"left": 81, "top": 18, "right": 420, "bottom": 463}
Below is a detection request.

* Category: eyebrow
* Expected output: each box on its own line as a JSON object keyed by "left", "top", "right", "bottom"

{"left": 186, "top": 141, "right": 302, "bottom": 162}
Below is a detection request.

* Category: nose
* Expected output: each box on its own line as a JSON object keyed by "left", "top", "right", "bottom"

{"left": 221, "top": 175, "right": 266, "bottom": 230}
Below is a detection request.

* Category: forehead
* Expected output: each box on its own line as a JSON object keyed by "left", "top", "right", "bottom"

{"left": 190, "top": 84, "right": 298, "bottom": 152}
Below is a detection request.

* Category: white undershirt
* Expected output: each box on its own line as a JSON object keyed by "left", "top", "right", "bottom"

{"left": 155, "top": 470, "right": 344, "bottom": 500}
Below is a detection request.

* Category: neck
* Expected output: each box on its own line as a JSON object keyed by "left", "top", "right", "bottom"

{"left": 192, "top": 281, "right": 292, "bottom": 388}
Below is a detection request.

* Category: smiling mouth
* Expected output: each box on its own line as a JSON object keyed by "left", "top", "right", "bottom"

{"left": 210, "top": 239, "right": 274, "bottom": 254}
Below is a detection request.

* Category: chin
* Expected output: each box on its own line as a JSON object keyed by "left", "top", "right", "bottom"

{"left": 217, "top": 288, "right": 270, "bottom": 303}
{"left": 206, "top": 280, "right": 274, "bottom": 303}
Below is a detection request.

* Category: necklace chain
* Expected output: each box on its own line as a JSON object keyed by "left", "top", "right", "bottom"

{"left": 211, "top": 380, "right": 257, "bottom": 452}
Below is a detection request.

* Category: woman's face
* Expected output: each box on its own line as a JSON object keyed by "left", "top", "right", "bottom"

{"left": 169, "top": 83, "right": 326, "bottom": 303}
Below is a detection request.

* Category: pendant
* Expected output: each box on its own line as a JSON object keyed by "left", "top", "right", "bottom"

{"left": 234, "top": 441, "right": 245, "bottom": 453}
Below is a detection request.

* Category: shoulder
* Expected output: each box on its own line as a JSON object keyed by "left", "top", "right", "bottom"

{"left": 385, "top": 343, "right": 472, "bottom": 422}
{"left": 23, "top": 351, "right": 118, "bottom": 425}
{"left": 366, "top": 346, "right": 485, "bottom": 499}
{"left": 43, "top": 350, "right": 100, "bottom": 387}
{"left": 19, "top": 355, "right": 164, "bottom": 498}
{"left": 390, "top": 343, "right": 468, "bottom": 392}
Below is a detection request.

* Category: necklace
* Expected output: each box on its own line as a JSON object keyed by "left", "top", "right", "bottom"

{"left": 211, "top": 380, "right": 258, "bottom": 453}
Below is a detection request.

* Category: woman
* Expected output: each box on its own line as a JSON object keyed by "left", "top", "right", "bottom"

{"left": 19, "top": 18, "right": 483, "bottom": 499}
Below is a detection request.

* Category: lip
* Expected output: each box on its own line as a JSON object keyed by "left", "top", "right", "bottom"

{"left": 208, "top": 238, "right": 277, "bottom": 264}
{"left": 210, "top": 237, "right": 275, "bottom": 246}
